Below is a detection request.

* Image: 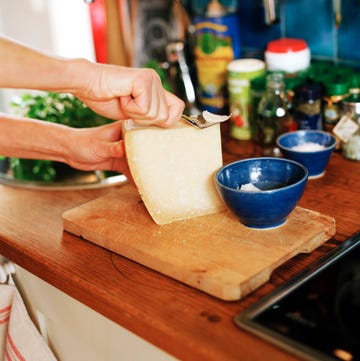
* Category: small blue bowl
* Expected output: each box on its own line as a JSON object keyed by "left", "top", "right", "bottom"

{"left": 215, "top": 158, "right": 308, "bottom": 229}
{"left": 276, "top": 130, "right": 336, "bottom": 179}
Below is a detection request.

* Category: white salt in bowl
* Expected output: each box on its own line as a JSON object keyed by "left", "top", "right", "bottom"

{"left": 276, "top": 130, "right": 337, "bottom": 179}
{"left": 215, "top": 157, "right": 308, "bottom": 229}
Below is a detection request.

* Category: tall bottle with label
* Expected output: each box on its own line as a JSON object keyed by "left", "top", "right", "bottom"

{"left": 256, "top": 72, "right": 290, "bottom": 155}
{"left": 193, "top": 0, "right": 241, "bottom": 114}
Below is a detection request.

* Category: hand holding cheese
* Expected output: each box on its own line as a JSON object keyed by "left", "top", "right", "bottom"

{"left": 0, "top": 35, "right": 185, "bottom": 175}
{"left": 123, "top": 119, "right": 225, "bottom": 225}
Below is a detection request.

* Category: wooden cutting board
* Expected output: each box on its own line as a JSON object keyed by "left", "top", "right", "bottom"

{"left": 62, "top": 184, "right": 335, "bottom": 301}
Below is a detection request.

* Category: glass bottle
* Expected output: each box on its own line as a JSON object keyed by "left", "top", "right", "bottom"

{"left": 256, "top": 72, "right": 290, "bottom": 155}
{"left": 293, "top": 82, "right": 323, "bottom": 130}
{"left": 339, "top": 94, "right": 360, "bottom": 161}
{"left": 322, "top": 77, "right": 349, "bottom": 150}
{"left": 250, "top": 74, "right": 266, "bottom": 142}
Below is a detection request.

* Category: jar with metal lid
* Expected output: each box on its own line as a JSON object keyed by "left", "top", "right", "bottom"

{"left": 293, "top": 82, "right": 323, "bottom": 130}
{"left": 335, "top": 94, "right": 360, "bottom": 160}
{"left": 323, "top": 78, "right": 350, "bottom": 149}
{"left": 348, "top": 72, "right": 360, "bottom": 95}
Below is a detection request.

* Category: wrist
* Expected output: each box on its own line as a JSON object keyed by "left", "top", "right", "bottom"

{"left": 0, "top": 115, "right": 71, "bottom": 163}
{"left": 58, "top": 57, "right": 94, "bottom": 95}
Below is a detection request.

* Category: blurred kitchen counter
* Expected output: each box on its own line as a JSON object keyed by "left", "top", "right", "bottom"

{"left": 0, "top": 138, "right": 359, "bottom": 361}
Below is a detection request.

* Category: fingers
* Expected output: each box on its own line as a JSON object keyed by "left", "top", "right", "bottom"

{"left": 79, "top": 65, "right": 185, "bottom": 128}
{"left": 67, "top": 122, "right": 125, "bottom": 172}
{"left": 159, "top": 90, "right": 185, "bottom": 128}
{"left": 120, "top": 69, "right": 185, "bottom": 128}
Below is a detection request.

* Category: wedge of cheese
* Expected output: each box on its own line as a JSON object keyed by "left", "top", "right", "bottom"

{"left": 123, "top": 119, "right": 225, "bottom": 225}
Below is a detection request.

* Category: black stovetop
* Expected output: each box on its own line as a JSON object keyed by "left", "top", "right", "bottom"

{"left": 235, "top": 231, "right": 360, "bottom": 361}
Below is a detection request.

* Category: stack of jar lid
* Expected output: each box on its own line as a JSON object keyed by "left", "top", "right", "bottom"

{"left": 265, "top": 38, "right": 311, "bottom": 74}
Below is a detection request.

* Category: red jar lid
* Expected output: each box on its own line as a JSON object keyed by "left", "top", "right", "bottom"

{"left": 267, "top": 38, "right": 308, "bottom": 53}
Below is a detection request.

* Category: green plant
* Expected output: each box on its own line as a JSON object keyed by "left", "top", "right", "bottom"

{"left": 10, "top": 92, "right": 112, "bottom": 182}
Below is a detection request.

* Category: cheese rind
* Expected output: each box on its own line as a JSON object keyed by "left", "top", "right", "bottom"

{"left": 123, "top": 120, "right": 225, "bottom": 225}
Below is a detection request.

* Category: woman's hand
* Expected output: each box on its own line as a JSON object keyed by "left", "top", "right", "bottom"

{"left": 74, "top": 63, "right": 185, "bottom": 128}
{"left": 0, "top": 36, "right": 185, "bottom": 128}
{"left": 0, "top": 35, "right": 185, "bottom": 176}
{"left": 66, "top": 121, "right": 132, "bottom": 180}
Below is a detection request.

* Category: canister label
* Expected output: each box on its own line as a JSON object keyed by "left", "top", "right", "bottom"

{"left": 227, "top": 59, "right": 265, "bottom": 140}
{"left": 194, "top": 14, "right": 241, "bottom": 114}
{"left": 294, "top": 111, "right": 322, "bottom": 130}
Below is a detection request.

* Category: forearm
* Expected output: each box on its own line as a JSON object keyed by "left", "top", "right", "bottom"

{"left": 0, "top": 113, "right": 70, "bottom": 162}
{"left": 0, "top": 35, "right": 90, "bottom": 94}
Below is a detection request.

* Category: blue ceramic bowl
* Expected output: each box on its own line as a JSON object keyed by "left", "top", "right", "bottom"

{"left": 276, "top": 130, "right": 336, "bottom": 179}
{"left": 215, "top": 157, "right": 308, "bottom": 229}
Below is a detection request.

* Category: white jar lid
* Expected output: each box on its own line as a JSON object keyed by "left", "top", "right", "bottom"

{"left": 227, "top": 58, "right": 265, "bottom": 73}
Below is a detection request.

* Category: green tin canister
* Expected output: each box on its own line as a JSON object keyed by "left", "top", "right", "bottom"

{"left": 227, "top": 59, "right": 266, "bottom": 140}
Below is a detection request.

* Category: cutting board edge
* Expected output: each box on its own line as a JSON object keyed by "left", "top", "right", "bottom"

{"left": 62, "top": 216, "right": 336, "bottom": 302}
{"left": 61, "top": 187, "right": 337, "bottom": 302}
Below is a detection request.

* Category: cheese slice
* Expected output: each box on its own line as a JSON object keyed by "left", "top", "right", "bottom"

{"left": 123, "top": 119, "right": 225, "bottom": 225}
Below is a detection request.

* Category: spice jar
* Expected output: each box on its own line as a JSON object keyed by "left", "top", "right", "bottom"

{"left": 265, "top": 38, "right": 310, "bottom": 74}
{"left": 227, "top": 59, "right": 266, "bottom": 140}
{"left": 348, "top": 72, "right": 360, "bottom": 95}
{"left": 323, "top": 78, "right": 350, "bottom": 149}
{"left": 293, "top": 82, "right": 323, "bottom": 130}
{"left": 335, "top": 94, "right": 360, "bottom": 161}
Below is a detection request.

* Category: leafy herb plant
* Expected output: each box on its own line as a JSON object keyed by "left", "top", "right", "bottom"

{"left": 10, "top": 92, "right": 112, "bottom": 181}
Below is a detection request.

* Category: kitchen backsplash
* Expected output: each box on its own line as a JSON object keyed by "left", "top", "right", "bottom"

{"left": 184, "top": 0, "right": 360, "bottom": 67}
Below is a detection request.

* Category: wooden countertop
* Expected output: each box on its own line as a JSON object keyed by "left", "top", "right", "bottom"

{"left": 0, "top": 140, "right": 359, "bottom": 361}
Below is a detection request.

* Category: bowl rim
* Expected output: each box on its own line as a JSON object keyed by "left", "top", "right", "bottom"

{"left": 215, "top": 157, "right": 308, "bottom": 193}
{"left": 276, "top": 130, "right": 337, "bottom": 153}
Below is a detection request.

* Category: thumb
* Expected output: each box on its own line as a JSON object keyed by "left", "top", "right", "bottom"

{"left": 107, "top": 140, "right": 126, "bottom": 158}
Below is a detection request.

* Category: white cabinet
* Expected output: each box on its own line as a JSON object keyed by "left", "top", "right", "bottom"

{"left": 14, "top": 267, "right": 176, "bottom": 361}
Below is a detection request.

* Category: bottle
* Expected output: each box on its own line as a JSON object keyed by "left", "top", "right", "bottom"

{"left": 348, "top": 72, "right": 360, "bottom": 95}
{"left": 256, "top": 72, "right": 290, "bottom": 155}
{"left": 250, "top": 74, "right": 266, "bottom": 142}
{"left": 227, "top": 59, "right": 266, "bottom": 140}
{"left": 293, "top": 82, "right": 323, "bottom": 130}
{"left": 336, "top": 94, "right": 360, "bottom": 161}
{"left": 193, "top": 0, "right": 241, "bottom": 114}
{"left": 323, "top": 77, "right": 350, "bottom": 149}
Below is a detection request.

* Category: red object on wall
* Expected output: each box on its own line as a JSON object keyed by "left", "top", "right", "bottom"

{"left": 87, "top": 0, "right": 107, "bottom": 63}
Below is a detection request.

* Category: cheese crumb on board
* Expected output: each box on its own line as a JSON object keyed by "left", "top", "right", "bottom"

{"left": 123, "top": 120, "right": 225, "bottom": 225}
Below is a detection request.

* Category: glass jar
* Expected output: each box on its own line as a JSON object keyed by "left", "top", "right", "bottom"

{"left": 256, "top": 72, "right": 290, "bottom": 155}
{"left": 348, "top": 72, "right": 360, "bottom": 95}
{"left": 227, "top": 59, "right": 266, "bottom": 140}
{"left": 338, "top": 95, "right": 360, "bottom": 161}
{"left": 323, "top": 78, "right": 350, "bottom": 149}
{"left": 250, "top": 74, "right": 266, "bottom": 142}
{"left": 293, "top": 82, "right": 323, "bottom": 130}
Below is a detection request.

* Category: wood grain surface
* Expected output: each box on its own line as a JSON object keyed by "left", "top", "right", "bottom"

{"left": 63, "top": 184, "right": 335, "bottom": 301}
{"left": 0, "top": 147, "right": 358, "bottom": 361}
